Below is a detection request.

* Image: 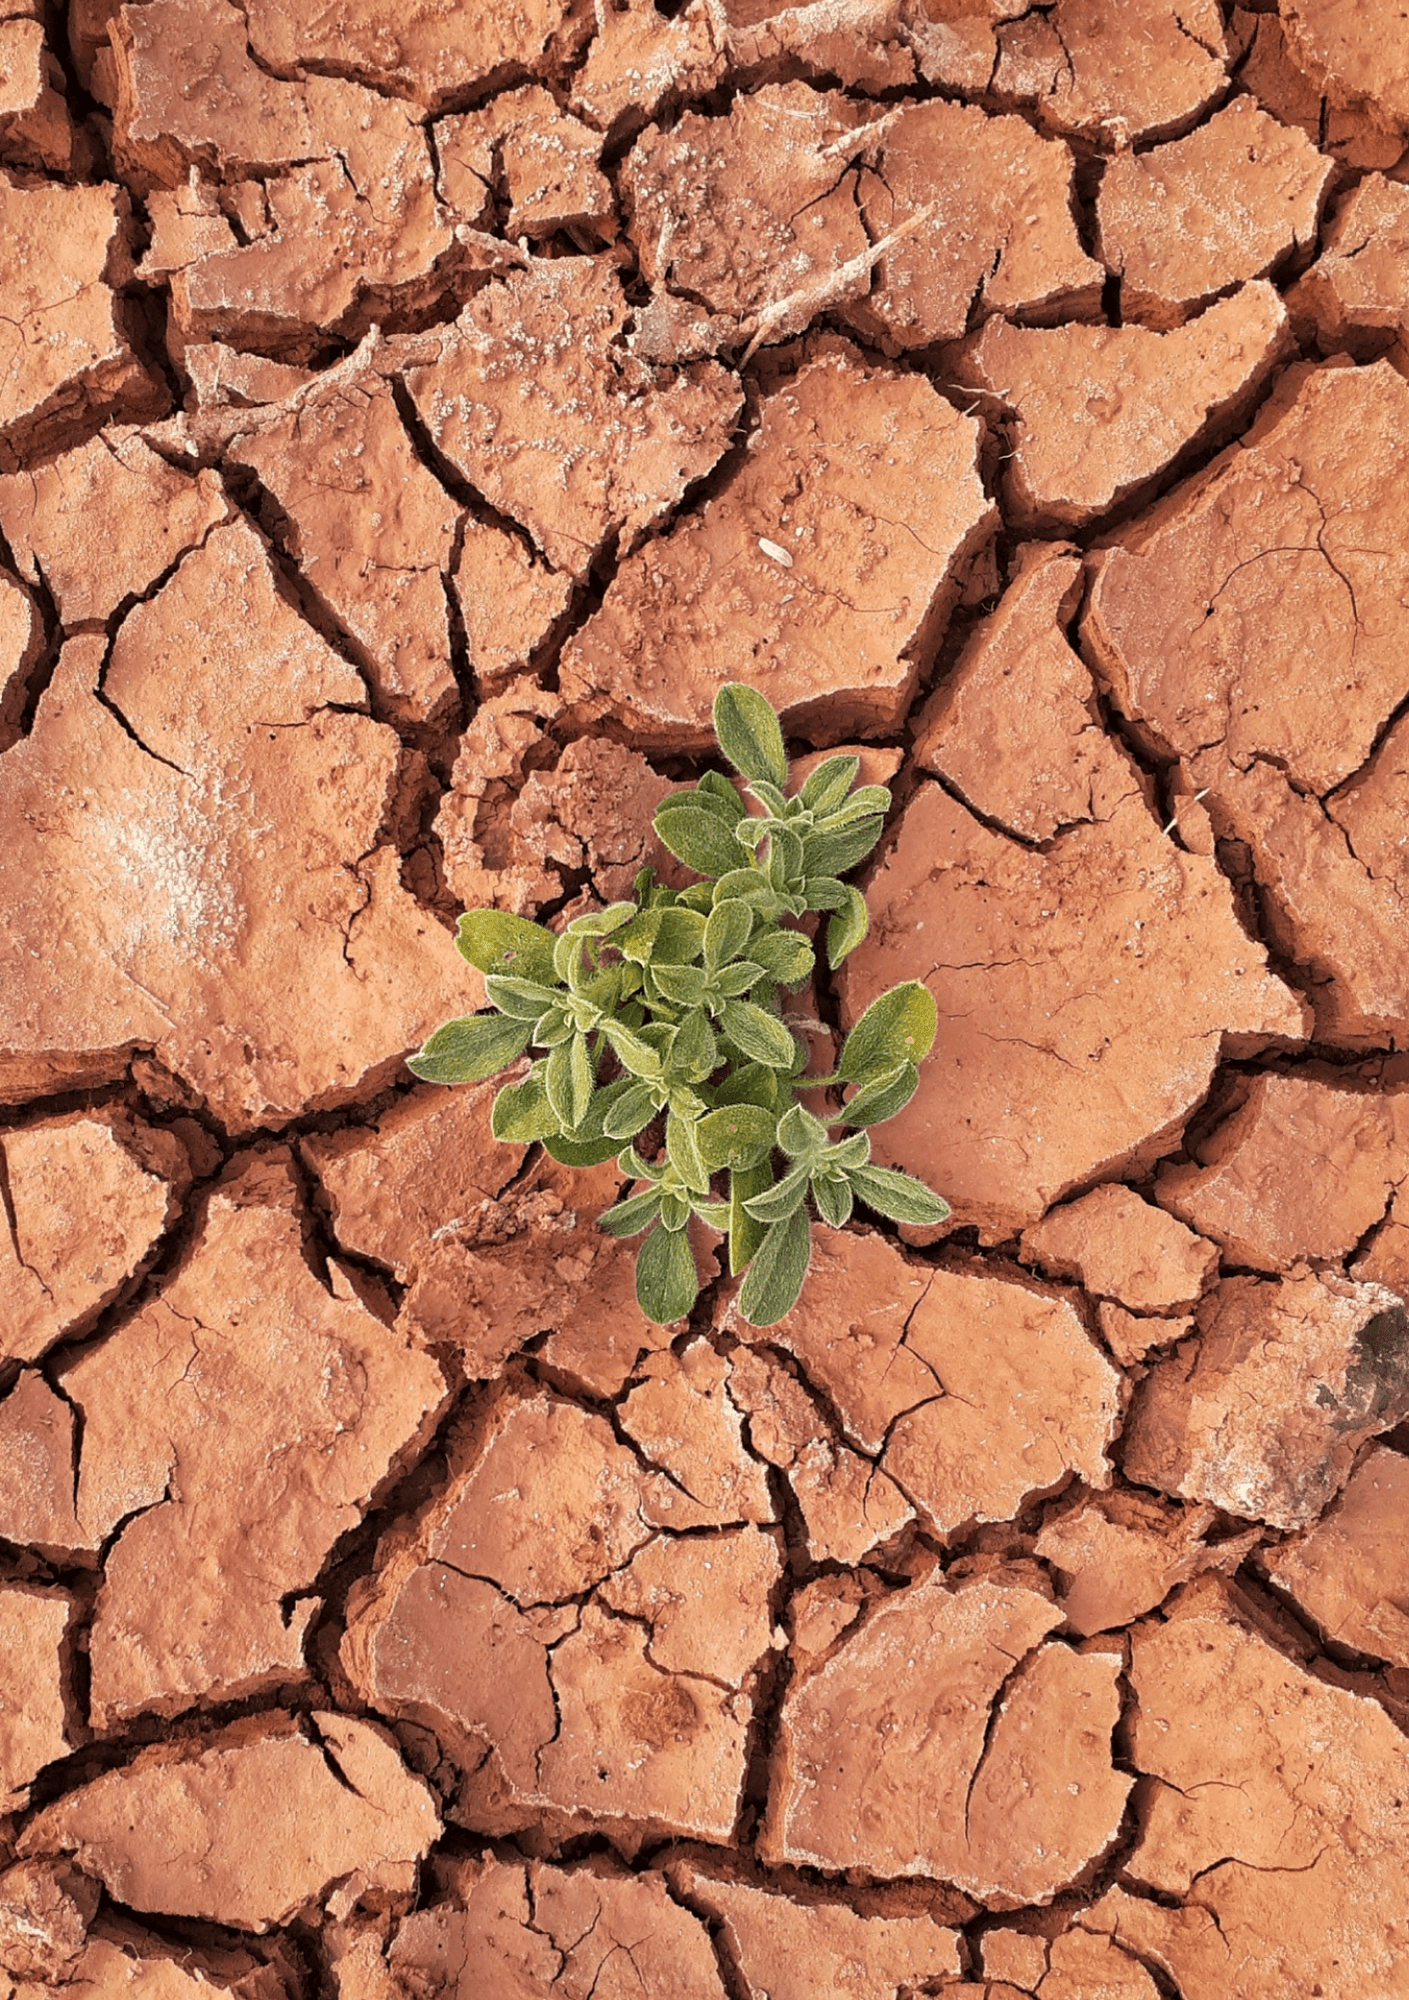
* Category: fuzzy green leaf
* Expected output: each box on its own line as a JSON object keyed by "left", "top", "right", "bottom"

{"left": 408, "top": 1013, "right": 532, "bottom": 1085}
{"left": 666, "top": 1107, "right": 711, "bottom": 1196}
{"left": 803, "top": 816, "right": 885, "bottom": 878}
{"left": 838, "top": 1059, "right": 920, "bottom": 1126}
{"left": 826, "top": 885, "right": 869, "bottom": 969}
{"left": 748, "top": 928, "right": 814, "bottom": 986}
{"left": 766, "top": 822, "right": 804, "bottom": 884}
{"left": 603, "top": 1020, "right": 664, "bottom": 1079}
{"left": 597, "top": 1186, "right": 664, "bottom": 1238}
{"left": 655, "top": 798, "right": 748, "bottom": 878}
{"left": 565, "top": 1076, "right": 639, "bottom": 1144}
{"left": 741, "top": 1158, "right": 811, "bottom": 1224}
{"left": 618, "top": 906, "right": 663, "bottom": 966}
{"left": 826, "top": 1131, "right": 872, "bottom": 1172}
{"left": 652, "top": 907, "right": 708, "bottom": 963}
{"left": 776, "top": 1102, "right": 829, "bottom": 1159}
{"left": 711, "top": 960, "right": 765, "bottom": 999}
{"left": 668, "top": 1082, "right": 707, "bottom": 1123}
{"left": 748, "top": 778, "right": 788, "bottom": 818}
{"left": 719, "top": 999, "right": 797, "bottom": 1070}
{"left": 670, "top": 1007, "right": 718, "bottom": 1086}
{"left": 803, "top": 875, "right": 848, "bottom": 912}
{"left": 602, "top": 1080, "right": 660, "bottom": 1141}
{"left": 697, "top": 1102, "right": 776, "bottom": 1172}
{"left": 811, "top": 1172, "right": 854, "bottom": 1230}
{"left": 574, "top": 970, "right": 618, "bottom": 1019}
{"left": 660, "top": 1189, "right": 691, "bottom": 1231}
{"left": 544, "top": 1038, "right": 582, "bottom": 1129}
{"left": 532, "top": 1006, "right": 573, "bottom": 1048}
{"left": 798, "top": 754, "right": 860, "bottom": 816}
{"left": 849, "top": 1164, "right": 951, "bottom": 1227}
{"left": 561, "top": 950, "right": 595, "bottom": 1001}
{"left": 704, "top": 898, "right": 754, "bottom": 973}
{"left": 713, "top": 868, "right": 772, "bottom": 904}
{"left": 728, "top": 1158, "right": 773, "bottom": 1274}
{"left": 483, "top": 974, "right": 561, "bottom": 1021}
{"left": 490, "top": 1071, "right": 560, "bottom": 1142}
{"left": 543, "top": 1131, "right": 626, "bottom": 1166}
{"left": 636, "top": 1223, "right": 701, "bottom": 1323}
{"left": 566, "top": 901, "right": 636, "bottom": 937}
{"left": 714, "top": 682, "right": 787, "bottom": 790}
{"left": 827, "top": 784, "right": 892, "bottom": 823}
{"left": 696, "top": 769, "right": 748, "bottom": 820}
{"left": 736, "top": 1206, "right": 811, "bottom": 1327}
{"left": 839, "top": 982, "right": 937, "bottom": 1082}
{"left": 712, "top": 1062, "right": 782, "bottom": 1112}
{"left": 569, "top": 1030, "right": 594, "bottom": 1128}
{"left": 650, "top": 963, "right": 709, "bottom": 1009}
{"left": 552, "top": 929, "right": 583, "bottom": 986}
{"left": 455, "top": 910, "right": 559, "bottom": 985}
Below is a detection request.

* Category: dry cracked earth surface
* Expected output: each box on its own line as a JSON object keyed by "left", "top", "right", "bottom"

{"left": 11, "top": 0, "right": 1409, "bottom": 1995}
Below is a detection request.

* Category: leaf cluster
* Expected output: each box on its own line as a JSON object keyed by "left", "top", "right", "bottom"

{"left": 409, "top": 685, "right": 948, "bottom": 1326}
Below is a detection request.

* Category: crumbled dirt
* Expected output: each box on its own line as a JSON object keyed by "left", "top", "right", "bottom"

{"left": 911, "top": 543, "right": 1116, "bottom": 841}
{"left": 947, "top": 283, "right": 1291, "bottom": 529}
{"left": 0, "top": 178, "right": 162, "bottom": 469}
{"left": 1097, "top": 98, "right": 1334, "bottom": 328}
{"left": 1155, "top": 1068, "right": 1409, "bottom": 1270}
{"left": 1284, "top": 0, "right": 1409, "bottom": 131}
{"left": 1021, "top": 1182, "right": 1218, "bottom": 1313}
{"left": 443, "top": 87, "right": 616, "bottom": 248}
{"left": 1235, "top": 7, "right": 1409, "bottom": 171}
{"left": 570, "top": 0, "right": 729, "bottom": 140}
{"left": 223, "top": 375, "right": 462, "bottom": 729}
{"left": 763, "top": 1569, "right": 1130, "bottom": 1897}
{"left": 843, "top": 100, "right": 1103, "bottom": 353}
{"left": 402, "top": 257, "right": 740, "bottom": 583}
{"left": 668, "top": 1859, "right": 963, "bottom": 1996}
{"left": 0, "top": 431, "right": 229, "bottom": 628}
{"left": 114, "top": 0, "right": 466, "bottom": 360}
{"left": 0, "top": 1587, "right": 76, "bottom": 1809}
{"left": 725, "top": 1229, "right": 1123, "bottom": 1532}
{"left": 1035, "top": 1490, "right": 1260, "bottom": 1636}
{"left": 22, "top": 1713, "right": 440, "bottom": 1930}
{"left": 69, "top": 1151, "right": 448, "bottom": 1726}
{"left": 837, "top": 761, "right": 1305, "bottom": 1241}
{"left": 0, "top": 18, "right": 72, "bottom": 173}
{"left": 1261, "top": 1442, "right": 1409, "bottom": 1664}
{"left": 8, "top": 9, "right": 1409, "bottom": 1991}
{"left": 622, "top": 85, "right": 871, "bottom": 341}
{"left": 1094, "top": 1577, "right": 1409, "bottom": 1993}
{"left": 1123, "top": 1270, "right": 1409, "bottom": 1528}
{"left": 559, "top": 344, "right": 996, "bottom": 748}
{"left": 1293, "top": 173, "right": 1409, "bottom": 363}
{"left": 992, "top": 0, "right": 1229, "bottom": 147}
{"left": 1085, "top": 357, "right": 1409, "bottom": 1046}
{"left": 1, "top": 1109, "right": 188, "bottom": 1362}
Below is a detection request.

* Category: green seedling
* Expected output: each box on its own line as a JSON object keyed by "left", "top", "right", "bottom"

{"left": 409, "top": 683, "right": 948, "bottom": 1327}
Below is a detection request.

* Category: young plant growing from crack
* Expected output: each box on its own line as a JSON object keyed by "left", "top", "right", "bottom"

{"left": 409, "top": 684, "right": 948, "bottom": 1326}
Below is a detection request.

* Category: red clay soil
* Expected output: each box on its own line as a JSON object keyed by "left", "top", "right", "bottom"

{"left": 7, "top": 3, "right": 1409, "bottom": 1995}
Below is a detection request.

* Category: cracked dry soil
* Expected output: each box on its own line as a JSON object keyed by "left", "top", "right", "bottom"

{"left": 8, "top": 0, "right": 1409, "bottom": 1994}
